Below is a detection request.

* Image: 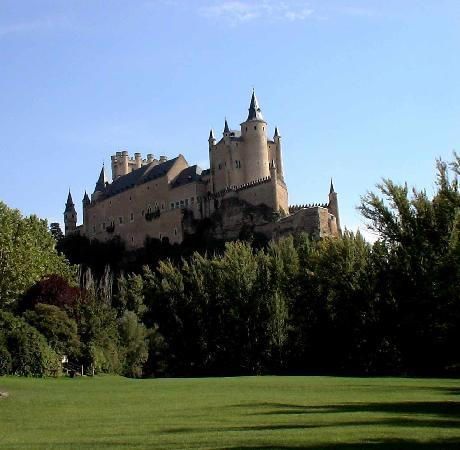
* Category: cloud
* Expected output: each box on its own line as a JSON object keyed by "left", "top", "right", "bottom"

{"left": 0, "top": 16, "right": 70, "bottom": 37}
{"left": 199, "top": 1, "right": 314, "bottom": 24}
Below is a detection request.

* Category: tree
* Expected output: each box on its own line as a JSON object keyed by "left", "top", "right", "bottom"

{"left": 0, "top": 202, "right": 74, "bottom": 307}
{"left": 23, "top": 304, "right": 81, "bottom": 359}
{"left": 119, "top": 311, "right": 149, "bottom": 377}
{"left": 0, "top": 310, "right": 60, "bottom": 376}
{"left": 359, "top": 155, "right": 460, "bottom": 373}
{"left": 49, "top": 223, "right": 64, "bottom": 243}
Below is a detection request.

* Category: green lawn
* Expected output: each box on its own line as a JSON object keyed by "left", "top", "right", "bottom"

{"left": 0, "top": 376, "right": 459, "bottom": 449}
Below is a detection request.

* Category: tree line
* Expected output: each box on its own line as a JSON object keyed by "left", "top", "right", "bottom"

{"left": 0, "top": 155, "right": 459, "bottom": 377}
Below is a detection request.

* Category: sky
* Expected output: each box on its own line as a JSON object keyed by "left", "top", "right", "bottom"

{"left": 1, "top": 0, "right": 460, "bottom": 240}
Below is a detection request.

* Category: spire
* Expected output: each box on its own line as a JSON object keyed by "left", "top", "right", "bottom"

{"left": 330, "top": 178, "right": 335, "bottom": 194}
{"left": 65, "top": 190, "right": 75, "bottom": 212}
{"left": 246, "top": 88, "right": 264, "bottom": 121}
{"left": 94, "top": 165, "right": 107, "bottom": 192}
{"left": 209, "top": 128, "right": 215, "bottom": 140}
{"left": 66, "top": 190, "right": 74, "bottom": 207}
{"left": 224, "top": 118, "right": 230, "bottom": 133}
{"left": 274, "top": 127, "right": 280, "bottom": 138}
{"left": 83, "top": 190, "right": 90, "bottom": 206}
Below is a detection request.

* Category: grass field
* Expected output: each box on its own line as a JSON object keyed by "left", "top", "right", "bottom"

{"left": 0, "top": 376, "right": 459, "bottom": 449}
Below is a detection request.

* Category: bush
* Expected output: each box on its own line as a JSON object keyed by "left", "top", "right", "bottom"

{"left": 0, "top": 311, "right": 60, "bottom": 376}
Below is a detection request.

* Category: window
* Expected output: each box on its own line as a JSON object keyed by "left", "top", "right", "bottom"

{"left": 103, "top": 222, "right": 105, "bottom": 229}
{"left": 185, "top": 199, "right": 189, "bottom": 206}
{"left": 119, "top": 216, "right": 123, "bottom": 224}
{"left": 180, "top": 200, "right": 184, "bottom": 208}
{"left": 254, "top": 126, "right": 257, "bottom": 130}
{"left": 176, "top": 201, "right": 179, "bottom": 208}
{"left": 174, "top": 228, "right": 177, "bottom": 236}
{"left": 218, "top": 163, "right": 222, "bottom": 170}
{"left": 191, "top": 197, "right": 194, "bottom": 204}
{"left": 141, "top": 209, "right": 145, "bottom": 216}
{"left": 159, "top": 233, "right": 162, "bottom": 240}
{"left": 93, "top": 226, "right": 96, "bottom": 232}
{"left": 131, "top": 236, "right": 134, "bottom": 243}
{"left": 171, "top": 202, "right": 175, "bottom": 209}
{"left": 130, "top": 212, "right": 134, "bottom": 222}
{"left": 162, "top": 202, "right": 165, "bottom": 210}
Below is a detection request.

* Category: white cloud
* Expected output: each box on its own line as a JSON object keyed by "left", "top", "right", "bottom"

{"left": 0, "top": 16, "right": 70, "bottom": 38}
{"left": 199, "top": 0, "right": 314, "bottom": 24}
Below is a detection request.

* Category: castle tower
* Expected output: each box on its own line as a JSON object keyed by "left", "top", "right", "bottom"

{"left": 92, "top": 165, "right": 107, "bottom": 202}
{"left": 240, "top": 90, "right": 270, "bottom": 183}
{"left": 208, "top": 129, "right": 216, "bottom": 193}
{"left": 82, "top": 191, "right": 90, "bottom": 234}
{"left": 64, "top": 190, "right": 77, "bottom": 236}
{"left": 273, "top": 127, "right": 285, "bottom": 182}
{"left": 328, "top": 179, "right": 341, "bottom": 234}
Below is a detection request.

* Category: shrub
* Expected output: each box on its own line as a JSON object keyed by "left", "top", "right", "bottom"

{"left": 0, "top": 311, "right": 60, "bottom": 376}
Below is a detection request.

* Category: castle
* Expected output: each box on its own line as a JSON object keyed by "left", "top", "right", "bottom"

{"left": 64, "top": 91, "right": 341, "bottom": 247}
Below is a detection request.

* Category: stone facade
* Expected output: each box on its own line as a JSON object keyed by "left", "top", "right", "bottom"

{"left": 64, "top": 91, "right": 341, "bottom": 248}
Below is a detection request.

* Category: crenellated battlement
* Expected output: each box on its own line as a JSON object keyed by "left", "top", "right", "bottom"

{"left": 110, "top": 151, "right": 169, "bottom": 179}
{"left": 289, "top": 203, "right": 329, "bottom": 213}
{"left": 211, "top": 176, "right": 272, "bottom": 198}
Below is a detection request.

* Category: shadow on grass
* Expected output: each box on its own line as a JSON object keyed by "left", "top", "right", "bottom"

{"left": 233, "top": 400, "right": 460, "bottom": 419}
{"left": 224, "top": 438, "right": 460, "bottom": 450}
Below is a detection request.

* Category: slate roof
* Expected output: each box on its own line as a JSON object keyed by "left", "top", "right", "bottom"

{"left": 102, "top": 157, "right": 179, "bottom": 198}
{"left": 172, "top": 165, "right": 204, "bottom": 188}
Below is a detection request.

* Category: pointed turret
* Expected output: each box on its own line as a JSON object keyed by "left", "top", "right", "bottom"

{"left": 64, "top": 190, "right": 77, "bottom": 236}
{"left": 223, "top": 118, "right": 230, "bottom": 133}
{"left": 330, "top": 178, "right": 335, "bottom": 194}
{"left": 274, "top": 127, "right": 280, "bottom": 138}
{"left": 94, "top": 165, "right": 107, "bottom": 192}
{"left": 83, "top": 190, "right": 90, "bottom": 207}
{"left": 65, "top": 190, "right": 75, "bottom": 212}
{"left": 209, "top": 129, "right": 215, "bottom": 140}
{"left": 246, "top": 89, "right": 264, "bottom": 121}
{"left": 328, "top": 179, "right": 341, "bottom": 235}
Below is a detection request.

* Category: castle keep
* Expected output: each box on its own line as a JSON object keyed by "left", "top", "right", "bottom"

{"left": 64, "top": 91, "right": 341, "bottom": 247}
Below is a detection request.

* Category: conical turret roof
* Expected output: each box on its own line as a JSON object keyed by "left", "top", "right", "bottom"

{"left": 224, "top": 118, "right": 230, "bottom": 133}
{"left": 246, "top": 89, "right": 264, "bottom": 121}
{"left": 65, "top": 190, "right": 76, "bottom": 212}
{"left": 94, "top": 165, "right": 107, "bottom": 192}
{"left": 330, "top": 178, "right": 335, "bottom": 194}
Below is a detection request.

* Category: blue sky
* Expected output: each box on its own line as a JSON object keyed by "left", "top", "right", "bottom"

{"left": 1, "top": 0, "right": 459, "bottom": 239}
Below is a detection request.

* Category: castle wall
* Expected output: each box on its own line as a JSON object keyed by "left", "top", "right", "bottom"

{"left": 84, "top": 156, "right": 203, "bottom": 248}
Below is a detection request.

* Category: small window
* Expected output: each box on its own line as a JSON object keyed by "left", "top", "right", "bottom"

{"left": 131, "top": 236, "right": 134, "bottom": 243}
{"left": 218, "top": 163, "right": 222, "bottom": 170}
{"left": 162, "top": 202, "right": 165, "bottom": 210}
{"left": 180, "top": 200, "right": 184, "bottom": 207}
{"left": 159, "top": 233, "right": 162, "bottom": 240}
{"left": 103, "top": 222, "right": 105, "bottom": 229}
{"left": 129, "top": 196, "right": 132, "bottom": 201}
{"left": 130, "top": 212, "right": 134, "bottom": 222}
{"left": 176, "top": 201, "right": 179, "bottom": 208}
{"left": 141, "top": 210, "right": 145, "bottom": 216}
{"left": 171, "top": 203, "right": 175, "bottom": 209}
{"left": 254, "top": 126, "right": 257, "bottom": 130}
{"left": 185, "top": 199, "right": 189, "bottom": 206}
{"left": 174, "top": 228, "right": 177, "bottom": 236}
{"left": 119, "top": 216, "right": 123, "bottom": 224}
{"left": 245, "top": 127, "right": 248, "bottom": 132}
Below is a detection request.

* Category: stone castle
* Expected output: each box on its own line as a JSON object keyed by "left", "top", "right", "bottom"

{"left": 64, "top": 91, "right": 341, "bottom": 247}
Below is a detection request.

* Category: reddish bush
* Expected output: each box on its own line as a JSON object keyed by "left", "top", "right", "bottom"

{"left": 18, "top": 275, "right": 81, "bottom": 312}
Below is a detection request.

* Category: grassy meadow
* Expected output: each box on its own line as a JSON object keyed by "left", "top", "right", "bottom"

{"left": 0, "top": 376, "right": 459, "bottom": 449}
